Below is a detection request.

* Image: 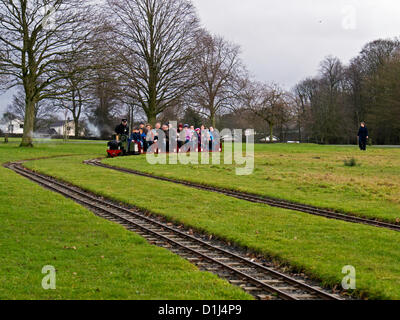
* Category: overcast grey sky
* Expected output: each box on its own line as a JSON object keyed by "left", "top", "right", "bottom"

{"left": 1, "top": 0, "right": 400, "bottom": 115}
{"left": 192, "top": 0, "right": 400, "bottom": 87}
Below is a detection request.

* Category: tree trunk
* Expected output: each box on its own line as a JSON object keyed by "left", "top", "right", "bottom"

{"left": 74, "top": 117, "right": 80, "bottom": 138}
{"left": 269, "top": 123, "right": 274, "bottom": 144}
{"left": 298, "top": 120, "right": 302, "bottom": 142}
{"left": 147, "top": 111, "right": 157, "bottom": 126}
{"left": 210, "top": 111, "right": 216, "bottom": 128}
{"left": 20, "top": 98, "right": 36, "bottom": 147}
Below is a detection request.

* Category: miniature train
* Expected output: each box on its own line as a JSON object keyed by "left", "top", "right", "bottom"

{"left": 107, "top": 135, "right": 142, "bottom": 158}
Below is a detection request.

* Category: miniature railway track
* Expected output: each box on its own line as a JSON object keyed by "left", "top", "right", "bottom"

{"left": 85, "top": 159, "right": 400, "bottom": 232}
{"left": 6, "top": 162, "right": 342, "bottom": 301}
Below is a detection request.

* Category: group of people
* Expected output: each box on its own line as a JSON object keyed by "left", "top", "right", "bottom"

{"left": 115, "top": 119, "right": 219, "bottom": 153}
{"left": 115, "top": 119, "right": 370, "bottom": 153}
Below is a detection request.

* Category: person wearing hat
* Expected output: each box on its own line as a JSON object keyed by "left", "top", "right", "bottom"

{"left": 115, "top": 119, "right": 130, "bottom": 137}
{"left": 114, "top": 119, "right": 130, "bottom": 154}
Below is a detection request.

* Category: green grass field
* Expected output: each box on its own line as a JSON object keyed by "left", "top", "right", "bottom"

{"left": 0, "top": 141, "right": 251, "bottom": 300}
{"left": 3, "top": 140, "right": 400, "bottom": 300}
{"left": 104, "top": 144, "right": 400, "bottom": 223}
{"left": 22, "top": 147, "right": 400, "bottom": 300}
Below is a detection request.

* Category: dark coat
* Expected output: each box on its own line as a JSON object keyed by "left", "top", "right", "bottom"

{"left": 115, "top": 124, "right": 129, "bottom": 136}
{"left": 163, "top": 129, "right": 169, "bottom": 144}
{"left": 358, "top": 126, "right": 369, "bottom": 139}
{"left": 131, "top": 132, "right": 141, "bottom": 141}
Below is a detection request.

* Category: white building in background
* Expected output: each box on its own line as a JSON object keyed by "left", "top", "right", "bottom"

{"left": 259, "top": 136, "right": 279, "bottom": 143}
{"left": 0, "top": 117, "right": 86, "bottom": 137}
{"left": 49, "top": 120, "right": 77, "bottom": 137}
{"left": 0, "top": 119, "right": 24, "bottom": 134}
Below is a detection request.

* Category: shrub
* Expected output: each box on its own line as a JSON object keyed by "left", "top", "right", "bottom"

{"left": 344, "top": 158, "right": 359, "bottom": 167}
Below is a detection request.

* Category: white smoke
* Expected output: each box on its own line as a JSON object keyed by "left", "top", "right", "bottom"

{"left": 87, "top": 122, "right": 101, "bottom": 138}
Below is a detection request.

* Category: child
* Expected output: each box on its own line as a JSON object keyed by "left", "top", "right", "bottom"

{"left": 131, "top": 128, "right": 141, "bottom": 142}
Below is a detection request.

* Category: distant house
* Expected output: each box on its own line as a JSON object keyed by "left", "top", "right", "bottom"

{"left": 49, "top": 120, "right": 76, "bottom": 137}
{"left": 0, "top": 119, "right": 24, "bottom": 134}
{"left": 259, "top": 136, "right": 279, "bottom": 143}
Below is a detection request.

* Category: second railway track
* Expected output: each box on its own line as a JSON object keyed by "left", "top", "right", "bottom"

{"left": 6, "top": 162, "right": 342, "bottom": 301}
{"left": 84, "top": 159, "right": 400, "bottom": 232}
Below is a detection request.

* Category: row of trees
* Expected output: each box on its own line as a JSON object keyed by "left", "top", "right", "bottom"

{"left": 0, "top": 1, "right": 399, "bottom": 145}
{"left": 0, "top": 0, "right": 296, "bottom": 144}
{"left": 293, "top": 39, "right": 400, "bottom": 145}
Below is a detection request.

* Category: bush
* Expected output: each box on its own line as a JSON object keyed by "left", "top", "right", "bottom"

{"left": 344, "top": 158, "right": 359, "bottom": 167}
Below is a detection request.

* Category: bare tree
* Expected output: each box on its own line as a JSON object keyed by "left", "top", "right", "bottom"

{"left": 0, "top": 0, "right": 92, "bottom": 146}
{"left": 345, "top": 57, "right": 365, "bottom": 125}
{"left": 299, "top": 56, "right": 346, "bottom": 144}
{"left": 358, "top": 38, "right": 400, "bottom": 75}
{"left": 84, "top": 20, "right": 125, "bottom": 139}
{"left": 292, "top": 37, "right": 400, "bottom": 145}
{"left": 86, "top": 64, "right": 124, "bottom": 139}
{"left": 107, "top": 0, "right": 199, "bottom": 125}
{"left": 247, "top": 81, "right": 290, "bottom": 143}
{"left": 189, "top": 31, "right": 246, "bottom": 127}
{"left": 289, "top": 89, "right": 309, "bottom": 142}
{"left": 49, "top": 46, "right": 98, "bottom": 137}
{"left": 319, "top": 56, "right": 344, "bottom": 102}
{"left": 6, "top": 88, "right": 53, "bottom": 130}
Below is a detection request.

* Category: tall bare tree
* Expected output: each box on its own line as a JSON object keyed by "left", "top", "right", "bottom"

{"left": 247, "top": 81, "right": 290, "bottom": 143}
{"left": 315, "top": 56, "right": 345, "bottom": 143}
{"left": 189, "top": 31, "right": 246, "bottom": 127}
{"left": 0, "top": 0, "right": 92, "bottom": 146}
{"left": 289, "top": 88, "right": 309, "bottom": 142}
{"left": 84, "top": 20, "right": 125, "bottom": 139}
{"left": 107, "top": 0, "right": 199, "bottom": 125}
{"left": 49, "top": 46, "right": 98, "bottom": 137}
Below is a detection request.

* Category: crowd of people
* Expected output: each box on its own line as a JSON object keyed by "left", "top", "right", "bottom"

{"left": 115, "top": 119, "right": 220, "bottom": 154}
{"left": 115, "top": 119, "right": 371, "bottom": 153}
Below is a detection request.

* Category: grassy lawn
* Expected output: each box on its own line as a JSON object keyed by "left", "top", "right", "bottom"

{"left": 0, "top": 141, "right": 251, "bottom": 300}
{"left": 26, "top": 153, "right": 400, "bottom": 300}
{"left": 103, "top": 144, "right": 400, "bottom": 223}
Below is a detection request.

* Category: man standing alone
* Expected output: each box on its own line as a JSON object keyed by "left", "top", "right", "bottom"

{"left": 358, "top": 122, "right": 369, "bottom": 151}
